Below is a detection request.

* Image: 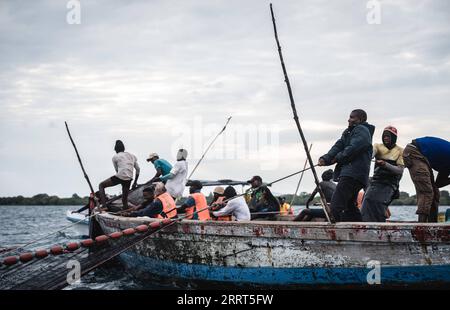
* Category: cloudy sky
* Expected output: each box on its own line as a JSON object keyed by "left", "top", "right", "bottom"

{"left": 0, "top": 0, "right": 449, "bottom": 198}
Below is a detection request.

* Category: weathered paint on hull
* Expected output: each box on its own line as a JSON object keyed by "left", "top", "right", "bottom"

{"left": 97, "top": 214, "right": 450, "bottom": 287}
{"left": 119, "top": 251, "right": 450, "bottom": 286}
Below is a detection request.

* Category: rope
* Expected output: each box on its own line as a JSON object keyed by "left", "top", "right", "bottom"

{"left": 0, "top": 211, "right": 100, "bottom": 258}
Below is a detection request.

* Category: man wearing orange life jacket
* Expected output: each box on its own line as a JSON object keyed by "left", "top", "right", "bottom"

{"left": 126, "top": 183, "right": 177, "bottom": 219}
{"left": 210, "top": 186, "right": 232, "bottom": 221}
{"left": 179, "top": 180, "right": 211, "bottom": 221}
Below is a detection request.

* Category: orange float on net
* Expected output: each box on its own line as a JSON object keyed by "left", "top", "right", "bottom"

{"left": 136, "top": 225, "right": 149, "bottom": 233}
{"left": 109, "top": 231, "right": 123, "bottom": 239}
{"left": 123, "top": 228, "right": 136, "bottom": 236}
{"left": 50, "top": 245, "right": 64, "bottom": 255}
{"left": 66, "top": 242, "right": 80, "bottom": 251}
{"left": 35, "top": 249, "right": 48, "bottom": 258}
{"left": 150, "top": 221, "right": 161, "bottom": 229}
{"left": 3, "top": 256, "right": 18, "bottom": 266}
{"left": 80, "top": 239, "right": 94, "bottom": 247}
{"left": 19, "top": 252, "right": 34, "bottom": 263}
{"left": 95, "top": 235, "right": 108, "bottom": 243}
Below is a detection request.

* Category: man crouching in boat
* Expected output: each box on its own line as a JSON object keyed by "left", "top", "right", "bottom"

{"left": 123, "top": 183, "right": 177, "bottom": 219}
{"left": 178, "top": 180, "right": 211, "bottom": 221}
{"left": 211, "top": 186, "right": 251, "bottom": 221}
{"left": 245, "top": 176, "right": 280, "bottom": 220}
{"left": 361, "top": 126, "right": 404, "bottom": 222}
{"left": 318, "top": 109, "right": 375, "bottom": 222}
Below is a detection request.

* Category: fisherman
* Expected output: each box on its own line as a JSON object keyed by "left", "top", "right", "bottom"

{"left": 125, "top": 183, "right": 177, "bottom": 219}
{"left": 98, "top": 140, "right": 140, "bottom": 210}
{"left": 403, "top": 136, "right": 450, "bottom": 222}
{"left": 178, "top": 180, "right": 211, "bottom": 221}
{"left": 212, "top": 186, "right": 251, "bottom": 221}
{"left": 210, "top": 186, "right": 231, "bottom": 221}
{"left": 318, "top": 109, "right": 375, "bottom": 222}
{"left": 146, "top": 153, "right": 172, "bottom": 184}
{"left": 278, "top": 197, "right": 293, "bottom": 216}
{"left": 245, "top": 176, "right": 280, "bottom": 220}
{"left": 159, "top": 149, "right": 188, "bottom": 199}
{"left": 361, "top": 126, "right": 404, "bottom": 222}
{"left": 305, "top": 169, "right": 336, "bottom": 208}
{"left": 294, "top": 169, "right": 336, "bottom": 222}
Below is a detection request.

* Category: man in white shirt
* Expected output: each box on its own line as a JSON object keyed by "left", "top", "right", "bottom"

{"left": 212, "top": 186, "right": 251, "bottom": 221}
{"left": 99, "top": 140, "right": 140, "bottom": 210}
{"left": 160, "top": 149, "right": 188, "bottom": 199}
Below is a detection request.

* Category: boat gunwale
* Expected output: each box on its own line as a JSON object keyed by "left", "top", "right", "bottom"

{"left": 97, "top": 213, "right": 450, "bottom": 230}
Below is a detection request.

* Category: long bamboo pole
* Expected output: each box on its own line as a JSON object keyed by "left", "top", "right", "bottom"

{"left": 269, "top": 4, "right": 334, "bottom": 223}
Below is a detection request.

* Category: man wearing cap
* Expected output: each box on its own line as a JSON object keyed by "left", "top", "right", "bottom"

{"left": 361, "top": 126, "right": 404, "bottom": 222}
{"left": 403, "top": 136, "right": 450, "bottom": 222}
{"left": 178, "top": 180, "right": 211, "bottom": 221}
{"left": 146, "top": 153, "right": 172, "bottom": 184}
{"left": 210, "top": 186, "right": 231, "bottom": 221}
{"left": 245, "top": 176, "right": 280, "bottom": 220}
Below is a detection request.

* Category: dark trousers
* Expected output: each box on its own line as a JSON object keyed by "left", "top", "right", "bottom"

{"left": 403, "top": 143, "right": 439, "bottom": 222}
{"left": 331, "top": 176, "right": 364, "bottom": 222}
{"left": 361, "top": 182, "right": 394, "bottom": 222}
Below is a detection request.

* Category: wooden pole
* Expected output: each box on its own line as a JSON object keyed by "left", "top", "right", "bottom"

{"left": 289, "top": 143, "right": 312, "bottom": 206}
{"left": 269, "top": 4, "right": 334, "bottom": 223}
{"left": 188, "top": 116, "right": 232, "bottom": 181}
{"left": 65, "top": 121, "right": 95, "bottom": 194}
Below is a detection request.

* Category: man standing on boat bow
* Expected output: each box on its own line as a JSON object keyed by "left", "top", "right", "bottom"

{"left": 98, "top": 140, "right": 140, "bottom": 210}
{"left": 318, "top": 109, "right": 375, "bottom": 222}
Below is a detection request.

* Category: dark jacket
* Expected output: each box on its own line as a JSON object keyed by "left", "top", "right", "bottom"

{"left": 320, "top": 122, "right": 375, "bottom": 187}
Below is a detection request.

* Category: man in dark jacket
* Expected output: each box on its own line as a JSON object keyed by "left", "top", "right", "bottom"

{"left": 318, "top": 109, "right": 375, "bottom": 222}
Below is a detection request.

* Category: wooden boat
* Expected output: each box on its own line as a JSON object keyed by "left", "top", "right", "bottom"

{"left": 95, "top": 212, "right": 450, "bottom": 288}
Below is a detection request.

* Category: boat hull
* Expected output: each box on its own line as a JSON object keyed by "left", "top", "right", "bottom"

{"left": 96, "top": 214, "right": 450, "bottom": 287}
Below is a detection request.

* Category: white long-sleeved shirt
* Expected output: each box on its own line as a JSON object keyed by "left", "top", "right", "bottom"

{"left": 213, "top": 196, "right": 251, "bottom": 221}
{"left": 112, "top": 152, "right": 140, "bottom": 181}
{"left": 165, "top": 160, "right": 188, "bottom": 198}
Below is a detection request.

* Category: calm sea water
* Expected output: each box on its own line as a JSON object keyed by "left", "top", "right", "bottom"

{"left": 0, "top": 205, "right": 448, "bottom": 289}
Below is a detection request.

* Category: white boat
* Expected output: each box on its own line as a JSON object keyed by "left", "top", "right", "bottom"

{"left": 66, "top": 210, "right": 89, "bottom": 236}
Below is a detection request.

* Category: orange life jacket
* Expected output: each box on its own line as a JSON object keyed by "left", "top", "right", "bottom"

{"left": 155, "top": 192, "right": 177, "bottom": 219}
{"left": 185, "top": 192, "right": 211, "bottom": 221}
{"left": 212, "top": 196, "right": 232, "bottom": 221}
{"left": 280, "top": 202, "right": 293, "bottom": 216}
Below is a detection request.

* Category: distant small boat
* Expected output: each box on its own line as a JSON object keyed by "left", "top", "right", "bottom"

{"left": 66, "top": 210, "right": 89, "bottom": 236}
